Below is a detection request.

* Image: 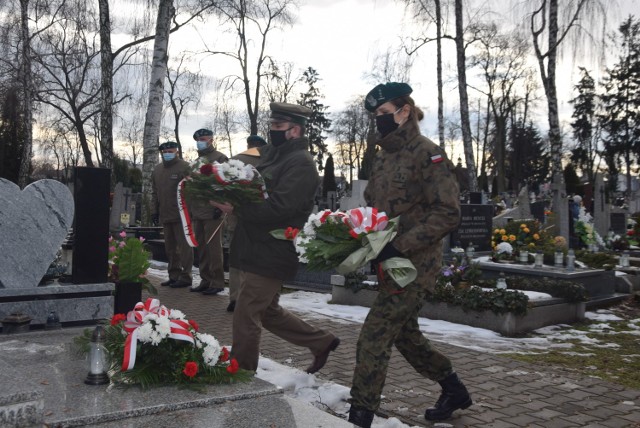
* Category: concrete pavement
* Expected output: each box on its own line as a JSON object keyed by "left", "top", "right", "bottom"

{"left": 149, "top": 273, "right": 640, "bottom": 428}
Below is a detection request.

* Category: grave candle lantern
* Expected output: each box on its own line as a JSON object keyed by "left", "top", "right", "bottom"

{"left": 554, "top": 250, "right": 564, "bottom": 267}
{"left": 84, "top": 325, "right": 109, "bottom": 385}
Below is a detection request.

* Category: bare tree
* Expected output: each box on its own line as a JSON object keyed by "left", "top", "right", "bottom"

{"left": 333, "top": 96, "right": 370, "bottom": 185}
{"left": 165, "top": 53, "right": 203, "bottom": 149}
{"left": 204, "top": 0, "right": 296, "bottom": 135}
{"left": 528, "top": 0, "right": 607, "bottom": 240}
{"left": 141, "top": 0, "right": 175, "bottom": 224}
{"left": 263, "top": 59, "right": 301, "bottom": 103}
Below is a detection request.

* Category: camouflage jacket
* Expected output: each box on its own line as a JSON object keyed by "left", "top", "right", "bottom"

{"left": 190, "top": 146, "right": 228, "bottom": 220}
{"left": 231, "top": 137, "right": 320, "bottom": 281}
{"left": 151, "top": 157, "right": 191, "bottom": 224}
{"left": 365, "top": 121, "right": 460, "bottom": 292}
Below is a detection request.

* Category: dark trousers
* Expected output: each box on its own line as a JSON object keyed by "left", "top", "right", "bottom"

{"left": 163, "top": 221, "right": 193, "bottom": 283}
{"left": 193, "top": 218, "right": 225, "bottom": 289}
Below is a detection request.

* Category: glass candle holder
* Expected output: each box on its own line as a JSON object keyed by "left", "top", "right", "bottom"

{"left": 534, "top": 251, "right": 544, "bottom": 267}
{"left": 554, "top": 250, "right": 564, "bottom": 267}
{"left": 620, "top": 250, "right": 630, "bottom": 267}
{"left": 566, "top": 249, "right": 575, "bottom": 272}
{"left": 519, "top": 250, "right": 529, "bottom": 264}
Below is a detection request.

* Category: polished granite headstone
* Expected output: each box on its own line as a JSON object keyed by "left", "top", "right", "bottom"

{"left": 0, "top": 178, "right": 74, "bottom": 289}
{"left": 0, "top": 329, "right": 351, "bottom": 428}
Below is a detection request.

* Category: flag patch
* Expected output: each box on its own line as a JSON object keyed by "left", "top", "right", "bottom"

{"left": 431, "top": 154, "right": 443, "bottom": 163}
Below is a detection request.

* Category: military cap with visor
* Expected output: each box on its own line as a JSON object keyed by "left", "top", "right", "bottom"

{"left": 158, "top": 141, "right": 179, "bottom": 151}
{"left": 269, "top": 102, "right": 312, "bottom": 125}
{"left": 364, "top": 82, "right": 413, "bottom": 112}
{"left": 193, "top": 128, "right": 213, "bottom": 140}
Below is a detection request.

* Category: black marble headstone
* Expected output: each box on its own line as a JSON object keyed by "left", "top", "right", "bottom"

{"left": 531, "top": 201, "right": 545, "bottom": 224}
{"left": 450, "top": 204, "right": 494, "bottom": 251}
{"left": 610, "top": 212, "right": 626, "bottom": 235}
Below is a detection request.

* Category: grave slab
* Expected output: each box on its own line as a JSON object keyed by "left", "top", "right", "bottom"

{"left": 0, "top": 328, "right": 351, "bottom": 428}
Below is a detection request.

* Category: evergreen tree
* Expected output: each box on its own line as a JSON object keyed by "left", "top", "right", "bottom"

{"left": 599, "top": 16, "right": 640, "bottom": 195}
{"left": 508, "top": 120, "right": 549, "bottom": 191}
{"left": 298, "top": 67, "right": 331, "bottom": 170}
{"left": 322, "top": 154, "right": 337, "bottom": 197}
{"left": 569, "top": 67, "right": 601, "bottom": 184}
{"left": 563, "top": 163, "right": 581, "bottom": 196}
{"left": 0, "top": 86, "right": 25, "bottom": 184}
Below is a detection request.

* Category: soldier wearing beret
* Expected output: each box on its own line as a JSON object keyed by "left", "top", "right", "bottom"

{"left": 151, "top": 141, "right": 193, "bottom": 288}
{"left": 225, "top": 134, "right": 268, "bottom": 313}
{"left": 348, "top": 83, "right": 472, "bottom": 427}
{"left": 189, "top": 129, "right": 229, "bottom": 295}
{"left": 211, "top": 102, "right": 340, "bottom": 373}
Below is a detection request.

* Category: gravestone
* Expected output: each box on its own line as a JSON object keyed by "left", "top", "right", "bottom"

{"left": 531, "top": 201, "right": 546, "bottom": 224}
{"left": 610, "top": 212, "right": 627, "bottom": 235}
{"left": 493, "top": 186, "right": 532, "bottom": 228}
{"left": 326, "top": 191, "right": 337, "bottom": 211}
{"left": 0, "top": 178, "right": 74, "bottom": 289}
{"left": 339, "top": 180, "right": 367, "bottom": 210}
{"left": 450, "top": 204, "right": 494, "bottom": 251}
{"left": 593, "top": 174, "right": 610, "bottom": 236}
{"left": 109, "top": 182, "right": 137, "bottom": 230}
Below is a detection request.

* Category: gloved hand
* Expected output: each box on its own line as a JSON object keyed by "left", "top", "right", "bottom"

{"left": 373, "top": 242, "right": 405, "bottom": 264}
{"left": 213, "top": 208, "right": 222, "bottom": 220}
{"left": 152, "top": 214, "right": 159, "bottom": 226}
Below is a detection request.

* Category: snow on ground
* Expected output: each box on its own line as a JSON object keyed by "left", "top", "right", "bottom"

{"left": 147, "top": 264, "right": 637, "bottom": 427}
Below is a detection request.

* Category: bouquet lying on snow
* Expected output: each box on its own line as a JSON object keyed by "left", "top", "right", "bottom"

{"left": 180, "top": 159, "right": 268, "bottom": 207}
{"left": 271, "top": 207, "right": 417, "bottom": 288}
{"left": 75, "top": 298, "right": 251, "bottom": 389}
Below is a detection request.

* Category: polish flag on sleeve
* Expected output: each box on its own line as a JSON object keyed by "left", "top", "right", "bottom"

{"left": 431, "top": 154, "right": 443, "bottom": 163}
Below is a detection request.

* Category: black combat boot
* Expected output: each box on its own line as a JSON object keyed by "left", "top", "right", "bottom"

{"left": 348, "top": 405, "right": 374, "bottom": 428}
{"left": 424, "top": 372, "right": 472, "bottom": 421}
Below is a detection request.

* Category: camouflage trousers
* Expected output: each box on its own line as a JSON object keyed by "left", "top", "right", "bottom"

{"left": 349, "top": 276, "right": 453, "bottom": 411}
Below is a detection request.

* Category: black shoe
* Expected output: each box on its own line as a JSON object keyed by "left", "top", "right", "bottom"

{"left": 190, "top": 283, "right": 209, "bottom": 292}
{"left": 170, "top": 280, "right": 192, "bottom": 288}
{"left": 161, "top": 279, "right": 176, "bottom": 287}
{"left": 424, "top": 372, "right": 472, "bottom": 421}
{"left": 348, "top": 405, "right": 374, "bottom": 428}
{"left": 202, "top": 287, "right": 224, "bottom": 295}
{"left": 226, "top": 301, "right": 236, "bottom": 312}
{"left": 306, "top": 337, "right": 340, "bottom": 374}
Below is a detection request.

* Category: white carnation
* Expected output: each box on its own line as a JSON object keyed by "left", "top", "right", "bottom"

{"left": 196, "top": 333, "right": 222, "bottom": 366}
{"left": 496, "top": 242, "right": 513, "bottom": 254}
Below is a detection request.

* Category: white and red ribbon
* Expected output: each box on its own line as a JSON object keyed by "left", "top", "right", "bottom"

{"left": 343, "top": 207, "right": 389, "bottom": 238}
{"left": 121, "top": 298, "right": 195, "bottom": 371}
{"left": 177, "top": 178, "right": 199, "bottom": 247}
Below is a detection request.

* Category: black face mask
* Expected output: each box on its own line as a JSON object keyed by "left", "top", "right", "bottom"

{"left": 269, "top": 127, "right": 293, "bottom": 147}
{"left": 375, "top": 108, "right": 402, "bottom": 137}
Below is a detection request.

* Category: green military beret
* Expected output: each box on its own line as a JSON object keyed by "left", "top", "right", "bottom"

{"left": 364, "top": 82, "right": 413, "bottom": 112}
{"left": 158, "top": 141, "right": 179, "bottom": 151}
{"left": 193, "top": 128, "right": 213, "bottom": 140}
{"left": 247, "top": 135, "right": 268, "bottom": 146}
{"left": 270, "top": 102, "right": 312, "bottom": 125}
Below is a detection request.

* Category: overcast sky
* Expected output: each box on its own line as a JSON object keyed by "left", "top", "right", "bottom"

{"left": 134, "top": 0, "right": 639, "bottom": 160}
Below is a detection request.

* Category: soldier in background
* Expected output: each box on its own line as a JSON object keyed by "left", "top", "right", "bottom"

{"left": 189, "top": 129, "right": 229, "bottom": 295}
{"left": 151, "top": 141, "right": 193, "bottom": 288}
{"left": 225, "top": 134, "right": 268, "bottom": 312}
{"left": 348, "top": 83, "right": 472, "bottom": 427}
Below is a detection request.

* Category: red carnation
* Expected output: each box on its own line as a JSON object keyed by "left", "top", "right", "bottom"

{"left": 200, "top": 164, "right": 214, "bottom": 176}
{"left": 110, "top": 313, "right": 126, "bottom": 325}
{"left": 284, "top": 227, "right": 299, "bottom": 240}
{"left": 627, "top": 230, "right": 635, "bottom": 236}
{"left": 226, "top": 358, "right": 239, "bottom": 374}
{"left": 182, "top": 361, "right": 198, "bottom": 378}
{"left": 188, "top": 319, "right": 199, "bottom": 332}
{"left": 220, "top": 347, "right": 230, "bottom": 362}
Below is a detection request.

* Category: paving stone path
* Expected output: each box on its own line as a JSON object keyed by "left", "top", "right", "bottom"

{"left": 148, "top": 273, "right": 640, "bottom": 427}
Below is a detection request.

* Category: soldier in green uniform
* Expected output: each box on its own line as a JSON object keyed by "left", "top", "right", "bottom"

{"left": 348, "top": 83, "right": 472, "bottom": 427}
{"left": 151, "top": 141, "right": 193, "bottom": 288}
{"left": 189, "top": 129, "right": 229, "bottom": 295}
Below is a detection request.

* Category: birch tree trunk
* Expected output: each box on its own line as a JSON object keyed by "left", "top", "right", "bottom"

{"left": 435, "top": 0, "right": 445, "bottom": 150}
{"left": 141, "top": 0, "right": 175, "bottom": 224}
{"left": 98, "top": 0, "right": 113, "bottom": 171}
{"left": 18, "top": 0, "right": 33, "bottom": 188}
{"left": 454, "top": 0, "right": 478, "bottom": 192}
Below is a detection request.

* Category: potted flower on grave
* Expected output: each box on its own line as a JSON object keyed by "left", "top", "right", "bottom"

{"left": 437, "top": 255, "right": 482, "bottom": 289}
{"left": 109, "top": 231, "right": 157, "bottom": 315}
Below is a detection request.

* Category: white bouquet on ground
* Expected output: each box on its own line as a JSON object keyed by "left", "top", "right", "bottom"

{"left": 271, "top": 207, "right": 417, "bottom": 288}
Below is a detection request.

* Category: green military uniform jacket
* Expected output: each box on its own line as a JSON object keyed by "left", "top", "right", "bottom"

{"left": 365, "top": 121, "right": 460, "bottom": 292}
{"left": 151, "top": 157, "right": 191, "bottom": 224}
{"left": 190, "top": 146, "right": 229, "bottom": 220}
{"left": 231, "top": 137, "right": 319, "bottom": 281}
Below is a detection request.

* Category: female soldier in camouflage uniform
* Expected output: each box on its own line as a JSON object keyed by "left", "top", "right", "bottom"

{"left": 348, "top": 83, "right": 473, "bottom": 427}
